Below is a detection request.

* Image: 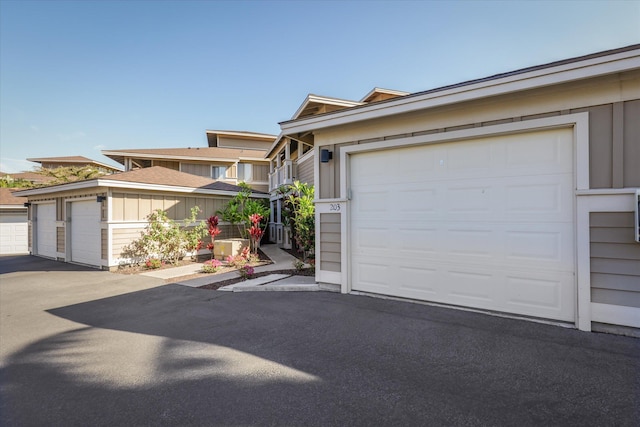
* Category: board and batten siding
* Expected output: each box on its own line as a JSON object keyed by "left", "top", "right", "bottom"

{"left": 181, "top": 163, "right": 211, "bottom": 177}
{"left": 297, "top": 156, "right": 314, "bottom": 186}
{"left": 319, "top": 213, "right": 341, "bottom": 272}
{"left": 590, "top": 212, "right": 640, "bottom": 308}
{"left": 111, "top": 192, "right": 231, "bottom": 222}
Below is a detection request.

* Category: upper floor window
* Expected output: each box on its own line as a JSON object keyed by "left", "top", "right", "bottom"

{"left": 237, "top": 163, "right": 252, "bottom": 182}
{"left": 212, "top": 166, "right": 227, "bottom": 180}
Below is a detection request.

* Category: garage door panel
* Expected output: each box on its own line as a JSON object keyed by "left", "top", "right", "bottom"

{"left": 71, "top": 200, "right": 102, "bottom": 267}
{"left": 36, "top": 203, "right": 57, "bottom": 258}
{"left": 350, "top": 128, "right": 576, "bottom": 322}
{"left": 0, "top": 220, "right": 28, "bottom": 255}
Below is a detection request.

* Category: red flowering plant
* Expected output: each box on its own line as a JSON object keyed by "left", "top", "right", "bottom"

{"left": 205, "top": 215, "right": 222, "bottom": 260}
{"left": 248, "top": 213, "right": 266, "bottom": 255}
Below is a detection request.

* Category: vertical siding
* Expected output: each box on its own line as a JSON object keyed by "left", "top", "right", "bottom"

{"left": 319, "top": 213, "right": 341, "bottom": 272}
{"left": 111, "top": 192, "right": 232, "bottom": 221}
{"left": 590, "top": 212, "right": 640, "bottom": 308}
{"left": 252, "top": 164, "right": 269, "bottom": 182}
{"left": 623, "top": 99, "right": 640, "bottom": 187}
{"left": 152, "top": 160, "right": 179, "bottom": 170}
{"left": 181, "top": 163, "right": 211, "bottom": 177}
{"left": 56, "top": 227, "right": 65, "bottom": 253}
{"left": 297, "top": 156, "right": 314, "bottom": 186}
{"left": 571, "top": 104, "right": 613, "bottom": 189}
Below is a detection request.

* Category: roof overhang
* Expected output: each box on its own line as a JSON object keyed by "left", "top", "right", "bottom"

{"left": 359, "top": 87, "right": 410, "bottom": 103}
{"left": 291, "top": 94, "right": 363, "bottom": 120}
{"left": 14, "top": 179, "right": 270, "bottom": 199}
{"left": 280, "top": 45, "right": 640, "bottom": 136}
{"left": 101, "top": 150, "right": 269, "bottom": 163}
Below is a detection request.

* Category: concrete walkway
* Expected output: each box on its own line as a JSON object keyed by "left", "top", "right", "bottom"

{"left": 145, "top": 244, "right": 322, "bottom": 291}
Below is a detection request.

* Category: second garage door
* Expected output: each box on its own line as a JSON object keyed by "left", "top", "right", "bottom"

{"left": 349, "top": 128, "right": 576, "bottom": 322}
{"left": 36, "top": 203, "right": 57, "bottom": 258}
{"left": 70, "top": 200, "right": 102, "bottom": 267}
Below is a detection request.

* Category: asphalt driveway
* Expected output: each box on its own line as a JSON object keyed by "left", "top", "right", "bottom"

{"left": 1, "top": 256, "right": 638, "bottom": 426}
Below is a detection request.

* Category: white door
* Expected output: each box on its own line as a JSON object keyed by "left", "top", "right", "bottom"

{"left": 71, "top": 200, "right": 102, "bottom": 267}
{"left": 36, "top": 203, "right": 57, "bottom": 258}
{"left": 349, "top": 128, "right": 576, "bottom": 322}
{"left": 0, "top": 211, "right": 28, "bottom": 255}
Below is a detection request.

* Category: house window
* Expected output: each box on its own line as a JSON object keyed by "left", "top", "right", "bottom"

{"left": 212, "top": 166, "right": 227, "bottom": 180}
{"left": 237, "top": 163, "right": 252, "bottom": 182}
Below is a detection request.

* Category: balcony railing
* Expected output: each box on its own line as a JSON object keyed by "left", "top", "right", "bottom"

{"left": 269, "top": 160, "right": 297, "bottom": 191}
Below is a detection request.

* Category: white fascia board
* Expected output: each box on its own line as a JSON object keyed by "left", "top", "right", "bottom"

{"left": 101, "top": 152, "right": 241, "bottom": 163}
{"left": 205, "top": 130, "right": 277, "bottom": 141}
{"left": 291, "top": 94, "right": 363, "bottom": 120}
{"left": 265, "top": 132, "right": 285, "bottom": 159}
{"left": 238, "top": 157, "right": 270, "bottom": 163}
{"left": 12, "top": 178, "right": 270, "bottom": 199}
{"left": 0, "top": 205, "right": 27, "bottom": 210}
{"left": 281, "top": 50, "right": 640, "bottom": 135}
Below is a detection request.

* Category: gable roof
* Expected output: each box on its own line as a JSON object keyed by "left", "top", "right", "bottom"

{"left": 0, "top": 188, "right": 28, "bottom": 207}
{"left": 280, "top": 44, "right": 640, "bottom": 134}
{"left": 360, "top": 88, "right": 410, "bottom": 103}
{"left": 102, "top": 146, "right": 269, "bottom": 166}
{"left": 205, "top": 130, "right": 276, "bottom": 148}
{"left": 14, "top": 166, "right": 268, "bottom": 198}
{"left": 26, "top": 155, "right": 122, "bottom": 172}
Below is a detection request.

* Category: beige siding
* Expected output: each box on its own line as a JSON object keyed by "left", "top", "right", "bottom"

{"left": 112, "top": 227, "right": 145, "bottom": 259}
{"left": 216, "top": 136, "right": 272, "bottom": 151}
{"left": 590, "top": 212, "right": 640, "bottom": 308}
{"left": 111, "top": 191, "right": 231, "bottom": 221}
{"left": 181, "top": 163, "right": 211, "bottom": 177}
{"left": 319, "top": 213, "right": 341, "bottom": 272}
{"left": 56, "top": 227, "right": 65, "bottom": 253}
{"left": 101, "top": 228, "right": 108, "bottom": 260}
{"left": 252, "top": 164, "right": 269, "bottom": 182}
{"left": 152, "top": 160, "right": 179, "bottom": 170}
{"left": 297, "top": 156, "right": 314, "bottom": 186}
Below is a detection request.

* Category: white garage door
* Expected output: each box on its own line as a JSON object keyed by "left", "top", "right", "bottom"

{"left": 350, "top": 128, "right": 575, "bottom": 322}
{"left": 0, "top": 211, "right": 28, "bottom": 255}
{"left": 70, "top": 200, "right": 102, "bottom": 267}
{"left": 36, "top": 203, "right": 57, "bottom": 258}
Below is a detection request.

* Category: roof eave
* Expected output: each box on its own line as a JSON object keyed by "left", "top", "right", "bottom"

{"left": 280, "top": 46, "right": 640, "bottom": 135}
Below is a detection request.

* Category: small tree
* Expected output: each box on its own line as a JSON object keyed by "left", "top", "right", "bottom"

{"left": 217, "top": 183, "right": 270, "bottom": 239}
{"left": 281, "top": 181, "right": 315, "bottom": 261}
{"left": 123, "top": 207, "right": 207, "bottom": 265}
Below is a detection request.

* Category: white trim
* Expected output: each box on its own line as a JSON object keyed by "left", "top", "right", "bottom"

{"left": 291, "top": 94, "right": 363, "bottom": 121}
{"left": 282, "top": 49, "right": 640, "bottom": 135}
{"left": 338, "top": 114, "right": 590, "bottom": 328}
{"left": 297, "top": 149, "right": 314, "bottom": 165}
{"left": 102, "top": 151, "right": 268, "bottom": 163}
{"left": 591, "top": 303, "right": 640, "bottom": 328}
{"left": 15, "top": 180, "right": 270, "bottom": 198}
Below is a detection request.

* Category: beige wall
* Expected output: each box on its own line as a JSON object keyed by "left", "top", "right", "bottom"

{"left": 152, "top": 160, "right": 179, "bottom": 170}
{"left": 590, "top": 212, "right": 640, "bottom": 308}
{"left": 216, "top": 136, "right": 272, "bottom": 151}
{"left": 111, "top": 192, "right": 232, "bottom": 222}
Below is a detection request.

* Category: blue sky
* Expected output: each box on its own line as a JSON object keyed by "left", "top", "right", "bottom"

{"left": 1, "top": 0, "right": 639, "bottom": 173}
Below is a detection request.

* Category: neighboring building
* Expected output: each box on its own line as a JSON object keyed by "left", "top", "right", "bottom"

{"left": 27, "top": 155, "right": 122, "bottom": 173}
{"left": 15, "top": 166, "right": 269, "bottom": 269}
{"left": 265, "top": 89, "right": 408, "bottom": 247}
{"left": 0, "top": 188, "right": 28, "bottom": 255}
{"left": 279, "top": 45, "right": 640, "bottom": 334}
{"left": 103, "top": 130, "right": 276, "bottom": 193}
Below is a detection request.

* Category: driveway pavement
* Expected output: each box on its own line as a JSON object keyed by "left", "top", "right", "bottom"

{"left": 1, "top": 255, "right": 639, "bottom": 426}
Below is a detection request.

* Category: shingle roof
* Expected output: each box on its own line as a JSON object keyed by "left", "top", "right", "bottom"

{"left": 105, "top": 166, "right": 218, "bottom": 187}
{"left": 103, "top": 146, "right": 268, "bottom": 161}
{"left": 0, "top": 188, "right": 28, "bottom": 206}
{"left": 26, "top": 155, "right": 121, "bottom": 171}
{"left": 1, "top": 171, "right": 55, "bottom": 184}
